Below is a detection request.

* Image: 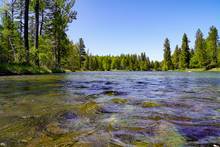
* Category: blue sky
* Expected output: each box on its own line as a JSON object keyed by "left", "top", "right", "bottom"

{"left": 67, "top": 0, "right": 220, "bottom": 61}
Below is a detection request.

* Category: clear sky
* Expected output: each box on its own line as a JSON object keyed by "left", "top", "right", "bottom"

{"left": 67, "top": 0, "right": 220, "bottom": 61}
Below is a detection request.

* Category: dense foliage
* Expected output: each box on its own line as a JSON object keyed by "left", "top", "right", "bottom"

{"left": 169, "top": 27, "right": 219, "bottom": 70}
{"left": 0, "top": 1, "right": 219, "bottom": 73}
{"left": 0, "top": 0, "right": 79, "bottom": 71}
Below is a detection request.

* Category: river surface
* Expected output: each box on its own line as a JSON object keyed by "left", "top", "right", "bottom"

{"left": 0, "top": 72, "right": 220, "bottom": 146}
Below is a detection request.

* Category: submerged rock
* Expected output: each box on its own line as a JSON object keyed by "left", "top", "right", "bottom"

{"left": 76, "top": 132, "right": 112, "bottom": 147}
{"left": 46, "top": 122, "right": 66, "bottom": 136}
{"left": 102, "top": 86, "right": 113, "bottom": 91}
{"left": 133, "top": 141, "right": 150, "bottom": 146}
{"left": 20, "top": 139, "right": 28, "bottom": 144}
{"left": 142, "top": 101, "right": 161, "bottom": 108}
{"left": 99, "top": 107, "right": 115, "bottom": 113}
{"left": 110, "top": 138, "right": 127, "bottom": 146}
{"left": 154, "top": 121, "right": 186, "bottom": 146}
{"left": 111, "top": 98, "right": 128, "bottom": 104}
{"left": 102, "top": 90, "right": 127, "bottom": 96}
{"left": 75, "top": 85, "right": 88, "bottom": 89}
{"left": 105, "top": 81, "right": 115, "bottom": 85}
{"left": 60, "top": 112, "right": 77, "bottom": 120}
{"left": 114, "top": 132, "right": 136, "bottom": 144}
{"left": 179, "top": 126, "right": 220, "bottom": 142}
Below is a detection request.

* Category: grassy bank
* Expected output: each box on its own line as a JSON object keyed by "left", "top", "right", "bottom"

{"left": 176, "top": 68, "right": 220, "bottom": 72}
{"left": 1, "top": 64, "right": 220, "bottom": 76}
{"left": 0, "top": 64, "right": 52, "bottom": 75}
{"left": 207, "top": 68, "right": 220, "bottom": 72}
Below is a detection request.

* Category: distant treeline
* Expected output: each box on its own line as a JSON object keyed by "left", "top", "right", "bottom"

{"left": 0, "top": 0, "right": 219, "bottom": 72}
{"left": 81, "top": 26, "right": 220, "bottom": 71}
{"left": 81, "top": 53, "right": 160, "bottom": 71}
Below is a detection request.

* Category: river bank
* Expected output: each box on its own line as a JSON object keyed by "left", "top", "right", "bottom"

{"left": 1, "top": 64, "right": 220, "bottom": 76}
{"left": 176, "top": 68, "right": 220, "bottom": 72}
{"left": 0, "top": 63, "right": 73, "bottom": 76}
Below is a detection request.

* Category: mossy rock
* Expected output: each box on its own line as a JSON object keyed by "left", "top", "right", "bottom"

{"left": 142, "top": 101, "right": 161, "bottom": 108}
{"left": 103, "top": 91, "right": 126, "bottom": 96}
{"left": 148, "top": 115, "right": 162, "bottom": 121}
{"left": 46, "top": 122, "right": 66, "bottom": 136}
{"left": 111, "top": 98, "right": 128, "bottom": 104}
{"left": 154, "top": 122, "right": 186, "bottom": 147}
{"left": 133, "top": 141, "right": 149, "bottom": 147}
{"left": 78, "top": 101, "right": 101, "bottom": 116}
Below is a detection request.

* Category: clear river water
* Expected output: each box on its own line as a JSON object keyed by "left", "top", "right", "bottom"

{"left": 0, "top": 72, "right": 220, "bottom": 146}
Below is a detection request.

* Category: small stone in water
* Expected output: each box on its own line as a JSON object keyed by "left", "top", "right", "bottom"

{"left": 103, "top": 90, "right": 126, "bottom": 96}
{"left": 61, "top": 112, "right": 77, "bottom": 120}
{"left": 0, "top": 143, "right": 6, "bottom": 147}
{"left": 20, "top": 139, "right": 28, "bottom": 144}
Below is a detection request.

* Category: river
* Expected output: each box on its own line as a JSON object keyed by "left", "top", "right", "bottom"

{"left": 0, "top": 72, "right": 220, "bottom": 146}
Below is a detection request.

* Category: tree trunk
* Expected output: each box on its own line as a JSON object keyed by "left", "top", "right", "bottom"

{"left": 19, "top": 0, "right": 23, "bottom": 38}
{"left": 40, "top": 10, "right": 44, "bottom": 36}
{"left": 24, "top": 0, "right": 29, "bottom": 64}
{"left": 35, "top": 0, "right": 40, "bottom": 66}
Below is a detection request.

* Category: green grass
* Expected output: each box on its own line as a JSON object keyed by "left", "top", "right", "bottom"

{"left": 182, "top": 68, "right": 206, "bottom": 72}
{"left": 208, "top": 68, "right": 220, "bottom": 72}
{"left": 176, "top": 68, "right": 220, "bottom": 72}
{"left": 0, "top": 63, "right": 51, "bottom": 75}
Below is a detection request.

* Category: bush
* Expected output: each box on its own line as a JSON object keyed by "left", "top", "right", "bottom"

{"left": 205, "top": 63, "right": 218, "bottom": 70}
{"left": 51, "top": 68, "right": 65, "bottom": 73}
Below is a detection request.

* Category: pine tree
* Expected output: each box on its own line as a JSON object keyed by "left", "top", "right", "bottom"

{"left": 139, "top": 53, "right": 147, "bottom": 71}
{"left": 180, "top": 33, "right": 190, "bottom": 69}
{"left": 172, "top": 45, "right": 181, "bottom": 69}
{"left": 194, "top": 29, "right": 207, "bottom": 67}
{"left": 162, "top": 38, "right": 173, "bottom": 71}
{"left": 218, "top": 42, "right": 220, "bottom": 65}
{"left": 78, "top": 38, "right": 86, "bottom": 69}
{"left": 206, "top": 26, "right": 218, "bottom": 65}
{"left": 153, "top": 61, "right": 161, "bottom": 71}
{"left": 48, "top": 0, "right": 77, "bottom": 68}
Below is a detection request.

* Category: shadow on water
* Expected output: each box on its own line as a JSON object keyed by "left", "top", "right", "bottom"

{"left": 0, "top": 72, "right": 220, "bottom": 146}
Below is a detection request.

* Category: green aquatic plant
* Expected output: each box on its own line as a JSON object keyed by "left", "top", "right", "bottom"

{"left": 142, "top": 101, "right": 161, "bottom": 108}
{"left": 111, "top": 98, "right": 128, "bottom": 104}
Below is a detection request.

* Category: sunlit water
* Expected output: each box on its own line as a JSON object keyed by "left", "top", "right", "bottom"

{"left": 0, "top": 72, "right": 220, "bottom": 146}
